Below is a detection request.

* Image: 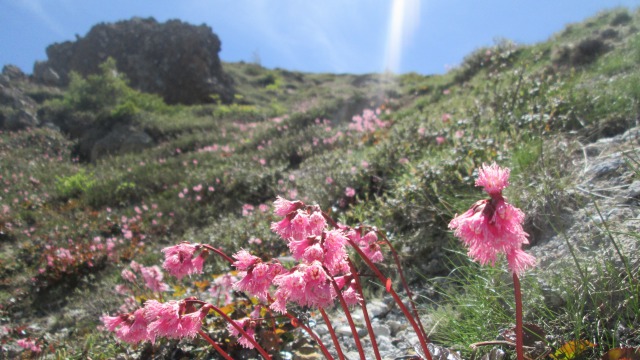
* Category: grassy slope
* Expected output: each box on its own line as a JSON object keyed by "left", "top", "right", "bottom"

{"left": 1, "top": 7, "right": 639, "bottom": 359}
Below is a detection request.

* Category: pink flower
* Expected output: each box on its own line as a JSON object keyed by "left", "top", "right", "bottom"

{"left": 143, "top": 300, "right": 210, "bottom": 342}
{"left": 234, "top": 260, "right": 283, "bottom": 301}
{"left": 228, "top": 318, "right": 257, "bottom": 349}
{"left": 270, "top": 269, "right": 306, "bottom": 314}
{"left": 144, "top": 300, "right": 181, "bottom": 341}
{"left": 282, "top": 211, "right": 326, "bottom": 257}
{"left": 301, "top": 261, "right": 335, "bottom": 308}
{"left": 449, "top": 164, "right": 534, "bottom": 274}
{"left": 345, "top": 187, "right": 356, "bottom": 198}
{"left": 242, "top": 203, "right": 255, "bottom": 216}
{"left": 140, "top": 265, "right": 170, "bottom": 292}
{"left": 475, "top": 162, "right": 511, "bottom": 196}
{"left": 335, "top": 277, "right": 362, "bottom": 307}
{"left": 323, "top": 229, "right": 349, "bottom": 274}
{"left": 121, "top": 269, "right": 137, "bottom": 283}
{"left": 248, "top": 237, "right": 262, "bottom": 245}
{"left": 173, "top": 304, "right": 211, "bottom": 339}
{"left": 506, "top": 248, "right": 537, "bottom": 275}
{"left": 288, "top": 235, "right": 318, "bottom": 260}
{"left": 209, "top": 272, "right": 238, "bottom": 305}
{"left": 436, "top": 136, "right": 446, "bottom": 145}
{"left": 441, "top": 113, "right": 452, "bottom": 122}
{"left": 232, "top": 249, "right": 260, "bottom": 271}
{"left": 101, "top": 308, "right": 150, "bottom": 344}
{"left": 271, "top": 261, "right": 337, "bottom": 313}
{"left": 350, "top": 230, "right": 384, "bottom": 263}
{"left": 162, "top": 242, "right": 205, "bottom": 280}
{"left": 302, "top": 243, "right": 324, "bottom": 263}
{"left": 289, "top": 211, "right": 311, "bottom": 241}
{"left": 273, "top": 196, "right": 301, "bottom": 217}
{"left": 16, "top": 338, "right": 41, "bottom": 353}
{"left": 308, "top": 211, "right": 326, "bottom": 235}
{"left": 115, "top": 284, "right": 131, "bottom": 295}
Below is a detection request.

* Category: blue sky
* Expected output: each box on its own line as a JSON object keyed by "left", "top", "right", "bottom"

{"left": 2, "top": 0, "right": 640, "bottom": 75}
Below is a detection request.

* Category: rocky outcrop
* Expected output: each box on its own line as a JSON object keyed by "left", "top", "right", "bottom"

{"left": 33, "top": 17, "right": 234, "bottom": 104}
{"left": 0, "top": 65, "right": 39, "bottom": 130}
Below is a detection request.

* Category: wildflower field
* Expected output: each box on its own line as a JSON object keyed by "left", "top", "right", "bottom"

{"left": 2, "top": 8, "right": 640, "bottom": 359}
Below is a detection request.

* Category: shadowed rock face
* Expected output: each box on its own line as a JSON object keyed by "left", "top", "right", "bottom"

{"left": 33, "top": 17, "right": 234, "bottom": 105}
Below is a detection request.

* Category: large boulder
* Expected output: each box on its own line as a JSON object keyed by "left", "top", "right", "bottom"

{"left": 33, "top": 17, "right": 234, "bottom": 104}
{"left": 0, "top": 65, "right": 40, "bottom": 130}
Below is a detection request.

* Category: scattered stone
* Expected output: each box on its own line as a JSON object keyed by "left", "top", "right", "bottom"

{"left": 372, "top": 323, "right": 391, "bottom": 337}
{"left": 586, "top": 154, "right": 624, "bottom": 178}
{"left": 366, "top": 299, "right": 390, "bottom": 318}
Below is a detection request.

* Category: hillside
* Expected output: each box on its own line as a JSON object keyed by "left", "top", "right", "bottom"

{"left": 1, "top": 8, "right": 639, "bottom": 359}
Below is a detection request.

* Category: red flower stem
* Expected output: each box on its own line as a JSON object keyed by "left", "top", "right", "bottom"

{"left": 379, "top": 234, "right": 427, "bottom": 339}
{"left": 188, "top": 300, "right": 271, "bottom": 360}
{"left": 197, "top": 329, "right": 234, "bottom": 360}
{"left": 348, "top": 260, "right": 382, "bottom": 360}
{"left": 512, "top": 273, "right": 524, "bottom": 360}
{"left": 319, "top": 211, "right": 432, "bottom": 360}
{"left": 318, "top": 309, "right": 345, "bottom": 360}
{"left": 201, "top": 244, "right": 235, "bottom": 264}
{"left": 284, "top": 313, "right": 335, "bottom": 360}
{"left": 346, "top": 239, "right": 433, "bottom": 360}
{"left": 329, "top": 277, "right": 367, "bottom": 360}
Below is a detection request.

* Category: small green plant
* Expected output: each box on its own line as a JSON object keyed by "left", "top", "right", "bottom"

{"left": 56, "top": 169, "right": 96, "bottom": 199}
{"left": 48, "top": 57, "right": 168, "bottom": 117}
{"left": 115, "top": 181, "right": 138, "bottom": 204}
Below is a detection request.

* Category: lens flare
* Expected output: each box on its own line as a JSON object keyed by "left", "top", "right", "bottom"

{"left": 384, "top": 0, "right": 420, "bottom": 73}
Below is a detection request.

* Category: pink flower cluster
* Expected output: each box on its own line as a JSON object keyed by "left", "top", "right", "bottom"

{"left": 227, "top": 318, "right": 257, "bottom": 349}
{"left": 346, "top": 228, "right": 384, "bottom": 263}
{"left": 16, "top": 338, "right": 41, "bottom": 353}
{"left": 348, "top": 108, "right": 388, "bottom": 133}
{"left": 104, "top": 196, "right": 391, "bottom": 351}
{"left": 448, "top": 163, "right": 535, "bottom": 274}
{"left": 119, "top": 261, "right": 170, "bottom": 295}
{"left": 161, "top": 242, "right": 207, "bottom": 280}
{"left": 250, "top": 197, "right": 371, "bottom": 316}
{"left": 209, "top": 272, "right": 239, "bottom": 306}
{"left": 232, "top": 249, "right": 283, "bottom": 302}
{"left": 101, "top": 298, "right": 211, "bottom": 344}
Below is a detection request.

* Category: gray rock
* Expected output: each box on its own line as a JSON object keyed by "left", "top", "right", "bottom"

{"left": 314, "top": 324, "right": 328, "bottom": 336}
{"left": 89, "top": 125, "right": 154, "bottom": 161}
{"left": 33, "top": 17, "right": 234, "bottom": 104}
{"left": 375, "top": 335, "right": 392, "bottom": 350}
{"left": 33, "top": 63, "right": 61, "bottom": 85}
{"left": 372, "top": 323, "right": 391, "bottom": 337}
{"left": 5, "top": 109, "right": 39, "bottom": 130}
{"left": 1, "top": 65, "right": 26, "bottom": 81}
{"left": 366, "top": 299, "right": 390, "bottom": 318}
{"left": 387, "top": 320, "right": 405, "bottom": 335}
{"left": 586, "top": 155, "right": 624, "bottom": 179}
